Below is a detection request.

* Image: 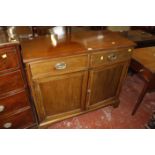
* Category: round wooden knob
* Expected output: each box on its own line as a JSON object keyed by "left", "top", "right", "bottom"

{"left": 112, "top": 42, "right": 116, "bottom": 45}
{"left": 3, "top": 122, "right": 12, "bottom": 128}
{"left": 0, "top": 105, "right": 5, "bottom": 112}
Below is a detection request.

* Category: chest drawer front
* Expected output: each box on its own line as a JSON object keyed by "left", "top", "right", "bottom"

{"left": 30, "top": 55, "right": 88, "bottom": 78}
{"left": 0, "top": 108, "right": 34, "bottom": 129}
{"left": 0, "top": 47, "right": 19, "bottom": 72}
{"left": 0, "top": 70, "right": 25, "bottom": 95}
{"left": 0, "top": 91, "right": 30, "bottom": 117}
{"left": 91, "top": 49, "right": 132, "bottom": 67}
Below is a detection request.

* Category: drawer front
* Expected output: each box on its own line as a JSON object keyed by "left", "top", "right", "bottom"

{"left": 0, "top": 108, "right": 34, "bottom": 129}
{"left": 0, "top": 70, "right": 25, "bottom": 95}
{"left": 0, "top": 47, "right": 19, "bottom": 72}
{"left": 0, "top": 91, "right": 30, "bottom": 117}
{"left": 30, "top": 55, "right": 88, "bottom": 78}
{"left": 91, "top": 48, "right": 132, "bottom": 67}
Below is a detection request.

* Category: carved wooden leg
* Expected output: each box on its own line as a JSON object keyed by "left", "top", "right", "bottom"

{"left": 132, "top": 81, "right": 149, "bottom": 115}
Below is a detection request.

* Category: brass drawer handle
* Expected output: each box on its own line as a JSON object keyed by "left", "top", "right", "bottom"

{"left": 55, "top": 62, "right": 67, "bottom": 70}
{"left": 107, "top": 54, "right": 117, "bottom": 61}
{"left": 0, "top": 105, "right": 5, "bottom": 112}
{"left": 3, "top": 122, "right": 12, "bottom": 128}
{"left": 1, "top": 54, "right": 7, "bottom": 59}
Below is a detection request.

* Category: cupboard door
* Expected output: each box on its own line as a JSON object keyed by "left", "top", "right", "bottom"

{"left": 32, "top": 71, "right": 88, "bottom": 123}
{"left": 87, "top": 62, "right": 128, "bottom": 108}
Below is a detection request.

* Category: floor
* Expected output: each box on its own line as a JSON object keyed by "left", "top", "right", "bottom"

{"left": 48, "top": 74, "right": 155, "bottom": 129}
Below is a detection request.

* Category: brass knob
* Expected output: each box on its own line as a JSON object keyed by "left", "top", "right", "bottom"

{"left": 3, "top": 122, "right": 12, "bottom": 128}
{"left": 128, "top": 49, "right": 132, "bottom": 52}
{"left": 100, "top": 56, "right": 104, "bottom": 60}
{"left": 1, "top": 54, "right": 7, "bottom": 59}
{"left": 112, "top": 42, "right": 116, "bottom": 45}
{"left": 0, "top": 105, "right": 5, "bottom": 112}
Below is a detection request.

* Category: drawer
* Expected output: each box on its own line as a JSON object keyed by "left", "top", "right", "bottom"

{"left": 90, "top": 48, "right": 132, "bottom": 67}
{"left": 0, "top": 91, "right": 30, "bottom": 117}
{"left": 30, "top": 55, "right": 88, "bottom": 78}
{"left": 0, "top": 108, "right": 35, "bottom": 129}
{"left": 0, "top": 47, "right": 19, "bottom": 73}
{"left": 0, "top": 70, "right": 25, "bottom": 95}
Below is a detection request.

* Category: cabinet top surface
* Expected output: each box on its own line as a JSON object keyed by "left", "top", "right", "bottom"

{"left": 21, "top": 29, "right": 135, "bottom": 63}
{"left": 132, "top": 46, "right": 155, "bottom": 73}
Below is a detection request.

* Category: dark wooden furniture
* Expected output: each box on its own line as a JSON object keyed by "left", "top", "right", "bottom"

{"left": 130, "top": 47, "right": 155, "bottom": 115}
{"left": 0, "top": 32, "right": 36, "bottom": 128}
{"left": 21, "top": 29, "right": 135, "bottom": 128}
{"left": 131, "top": 26, "right": 155, "bottom": 35}
{"left": 121, "top": 30, "right": 155, "bottom": 48}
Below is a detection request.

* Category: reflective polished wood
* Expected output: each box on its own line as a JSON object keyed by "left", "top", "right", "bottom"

{"left": 21, "top": 28, "right": 135, "bottom": 128}
{"left": 21, "top": 29, "right": 135, "bottom": 63}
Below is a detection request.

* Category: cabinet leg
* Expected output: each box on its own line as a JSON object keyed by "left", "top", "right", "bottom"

{"left": 132, "top": 82, "right": 149, "bottom": 115}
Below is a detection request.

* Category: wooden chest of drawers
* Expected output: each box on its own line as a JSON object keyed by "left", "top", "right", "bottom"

{"left": 0, "top": 44, "right": 36, "bottom": 129}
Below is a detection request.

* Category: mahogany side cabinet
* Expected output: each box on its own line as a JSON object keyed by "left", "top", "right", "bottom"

{"left": 21, "top": 30, "right": 135, "bottom": 128}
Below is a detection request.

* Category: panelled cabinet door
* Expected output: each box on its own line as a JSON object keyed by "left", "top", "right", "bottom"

{"left": 32, "top": 71, "right": 88, "bottom": 123}
{"left": 87, "top": 62, "right": 128, "bottom": 108}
